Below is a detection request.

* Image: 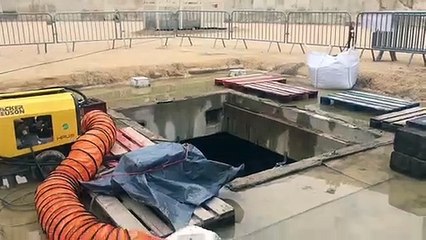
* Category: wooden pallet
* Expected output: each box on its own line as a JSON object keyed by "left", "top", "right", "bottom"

{"left": 370, "top": 107, "right": 426, "bottom": 132}
{"left": 235, "top": 81, "right": 318, "bottom": 103}
{"left": 215, "top": 74, "right": 286, "bottom": 87}
{"left": 93, "top": 124, "right": 235, "bottom": 238}
{"left": 321, "top": 90, "right": 420, "bottom": 114}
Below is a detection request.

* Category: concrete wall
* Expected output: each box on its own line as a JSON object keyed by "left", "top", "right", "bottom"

{"left": 223, "top": 103, "right": 345, "bottom": 160}
{"left": 119, "top": 94, "right": 227, "bottom": 142}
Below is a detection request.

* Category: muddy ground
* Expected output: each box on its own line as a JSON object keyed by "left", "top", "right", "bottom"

{"left": 0, "top": 39, "right": 425, "bottom": 102}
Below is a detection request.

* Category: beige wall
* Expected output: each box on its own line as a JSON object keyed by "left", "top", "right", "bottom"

{"left": 0, "top": 0, "right": 425, "bottom": 13}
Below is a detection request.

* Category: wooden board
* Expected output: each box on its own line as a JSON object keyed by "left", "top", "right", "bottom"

{"left": 237, "top": 82, "right": 318, "bottom": 103}
{"left": 110, "top": 127, "right": 156, "bottom": 155}
{"left": 119, "top": 195, "right": 174, "bottom": 237}
{"left": 322, "top": 90, "right": 419, "bottom": 114}
{"left": 89, "top": 192, "right": 149, "bottom": 232}
{"left": 370, "top": 107, "right": 426, "bottom": 132}
{"left": 215, "top": 74, "right": 286, "bottom": 87}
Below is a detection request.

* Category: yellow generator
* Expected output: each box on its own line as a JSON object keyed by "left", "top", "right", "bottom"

{"left": 0, "top": 88, "right": 106, "bottom": 183}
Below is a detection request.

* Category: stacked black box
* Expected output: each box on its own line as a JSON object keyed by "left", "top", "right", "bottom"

{"left": 390, "top": 116, "right": 426, "bottom": 179}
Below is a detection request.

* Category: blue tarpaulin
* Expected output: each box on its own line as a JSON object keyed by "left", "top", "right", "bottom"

{"left": 83, "top": 143, "right": 243, "bottom": 230}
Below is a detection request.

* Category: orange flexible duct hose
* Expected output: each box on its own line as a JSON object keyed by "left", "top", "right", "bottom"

{"left": 35, "top": 111, "right": 162, "bottom": 240}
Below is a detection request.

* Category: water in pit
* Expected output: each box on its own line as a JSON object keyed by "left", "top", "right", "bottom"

{"left": 182, "top": 132, "right": 295, "bottom": 177}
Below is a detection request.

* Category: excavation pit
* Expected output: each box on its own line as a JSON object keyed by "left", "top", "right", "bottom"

{"left": 117, "top": 91, "right": 383, "bottom": 190}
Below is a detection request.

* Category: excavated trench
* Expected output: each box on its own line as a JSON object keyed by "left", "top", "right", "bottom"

{"left": 118, "top": 91, "right": 381, "bottom": 183}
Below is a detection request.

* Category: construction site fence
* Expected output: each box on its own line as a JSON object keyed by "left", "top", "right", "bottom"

{"left": 231, "top": 11, "right": 287, "bottom": 43}
{"left": 0, "top": 12, "right": 54, "bottom": 51}
{"left": 1, "top": 10, "right": 425, "bottom": 56}
{"left": 176, "top": 10, "right": 230, "bottom": 40}
{"left": 355, "top": 11, "right": 426, "bottom": 54}
{"left": 286, "top": 11, "right": 352, "bottom": 48}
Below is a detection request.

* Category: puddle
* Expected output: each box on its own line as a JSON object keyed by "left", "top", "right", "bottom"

{"left": 233, "top": 174, "right": 426, "bottom": 240}
{"left": 82, "top": 73, "right": 227, "bottom": 109}
{"left": 0, "top": 183, "right": 39, "bottom": 240}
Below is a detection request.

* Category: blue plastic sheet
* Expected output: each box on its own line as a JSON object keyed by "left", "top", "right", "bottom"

{"left": 83, "top": 143, "right": 243, "bottom": 230}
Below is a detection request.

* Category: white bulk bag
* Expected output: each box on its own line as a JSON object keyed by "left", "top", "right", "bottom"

{"left": 307, "top": 49, "right": 360, "bottom": 90}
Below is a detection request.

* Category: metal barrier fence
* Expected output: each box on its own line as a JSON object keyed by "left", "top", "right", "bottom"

{"left": 0, "top": 13, "right": 54, "bottom": 52}
{"left": 119, "top": 11, "right": 176, "bottom": 47}
{"left": 355, "top": 11, "right": 426, "bottom": 62}
{"left": 54, "top": 11, "right": 119, "bottom": 50}
{"left": 231, "top": 11, "right": 287, "bottom": 50}
{"left": 287, "top": 12, "right": 352, "bottom": 53}
{"left": 176, "top": 10, "right": 230, "bottom": 47}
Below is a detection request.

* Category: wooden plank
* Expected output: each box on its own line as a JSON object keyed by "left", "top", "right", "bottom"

{"left": 258, "top": 82, "right": 305, "bottom": 94}
{"left": 204, "top": 198, "right": 234, "bottom": 217}
{"left": 225, "top": 75, "right": 283, "bottom": 83}
{"left": 193, "top": 207, "right": 216, "bottom": 225}
{"left": 223, "top": 77, "right": 284, "bottom": 88}
{"left": 215, "top": 74, "right": 266, "bottom": 82}
{"left": 230, "top": 77, "right": 286, "bottom": 86}
{"left": 116, "top": 130, "right": 141, "bottom": 151}
{"left": 244, "top": 84, "right": 292, "bottom": 96}
{"left": 334, "top": 92, "right": 408, "bottom": 108}
{"left": 258, "top": 82, "right": 308, "bottom": 96}
{"left": 120, "top": 127, "right": 155, "bottom": 147}
{"left": 371, "top": 106, "right": 424, "bottom": 121}
{"left": 229, "top": 137, "right": 394, "bottom": 191}
{"left": 275, "top": 83, "right": 318, "bottom": 94}
{"left": 109, "top": 110, "right": 166, "bottom": 141}
{"left": 269, "top": 82, "right": 313, "bottom": 93}
{"left": 110, "top": 142, "right": 129, "bottom": 156}
{"left": 90, "top": 193, "right": 148, "bottom": 231}
{"left": 382, "top": 110, "right": 426, "bottom": 123}
{"left": 120, "top": 195, "right": 174, "bottom": 237}
{"left": 348, "top": 90, "right": 416, "bottom": 104}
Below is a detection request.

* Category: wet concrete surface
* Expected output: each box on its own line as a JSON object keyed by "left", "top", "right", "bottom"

{"left": 0, "top": 183, "right": 40, "bottom": 240}
{"left": 238, "top": 177, "right": 426, "bottom": 240}
{"left": 82, "top": 73, "right": 227, "bottom": 109}
{"left": 216, "top": 145, "right": 426, "bottom": 240}
{"left": 216, "top": 166, "right": 368, "bottom": 239}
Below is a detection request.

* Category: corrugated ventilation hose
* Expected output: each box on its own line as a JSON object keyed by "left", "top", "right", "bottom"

{"left": 35, "top": 110, "right": 162, "bottom": 240}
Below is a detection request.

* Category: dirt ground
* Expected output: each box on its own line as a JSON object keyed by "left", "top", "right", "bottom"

{"left": 0, "top": 38, "right": 425, "bottom": 101}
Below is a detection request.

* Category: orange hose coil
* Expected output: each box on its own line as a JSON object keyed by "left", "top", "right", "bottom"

{"left": 35, "top": 111, "right": 162, "bottom": 240}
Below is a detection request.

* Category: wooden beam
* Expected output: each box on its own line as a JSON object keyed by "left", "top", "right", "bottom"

{"left": 228, "top": 137, "right": 394, "bottom": 191}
